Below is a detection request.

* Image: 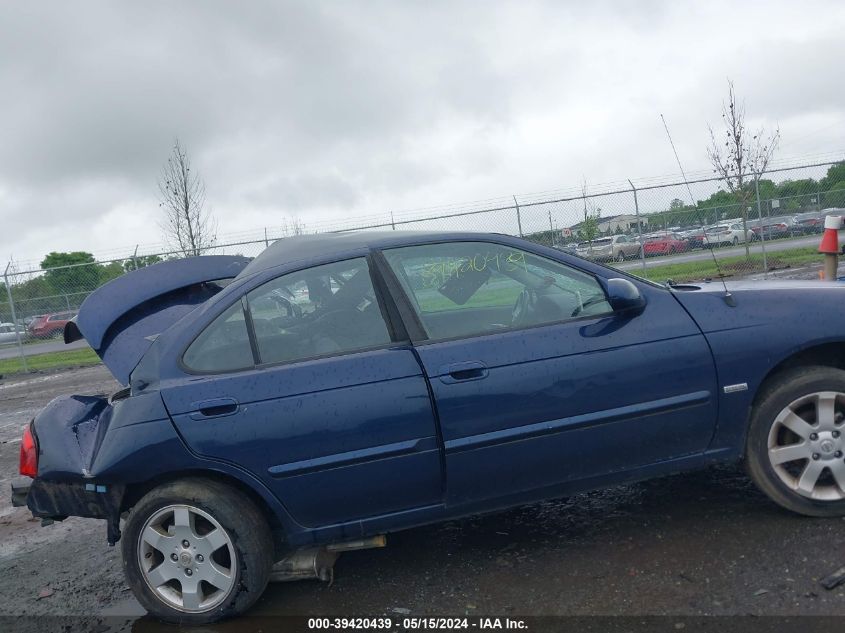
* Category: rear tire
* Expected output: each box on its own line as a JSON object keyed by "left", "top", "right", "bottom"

{"left": 746, "top": 366, "right": 845, "bottom": 517}
{"left": 616, "top": 251, "right": 625, "bottom": 262}
{"left": 121, "top": 478, "right": 273, "bottom": 624}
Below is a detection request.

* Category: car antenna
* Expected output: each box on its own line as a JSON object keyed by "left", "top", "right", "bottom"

{"left": 659, "top": 114, "right": 736, "bottom": 307}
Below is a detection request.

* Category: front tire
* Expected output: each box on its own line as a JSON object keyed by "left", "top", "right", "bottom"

{"left": 746, "top": 366, "right": 845, "bottom": 517}
{"left": 616, "top": 251, "right": 625, "bottom": 262}
{"left": 122, "top": 478, "right": 273, "bottom": 624}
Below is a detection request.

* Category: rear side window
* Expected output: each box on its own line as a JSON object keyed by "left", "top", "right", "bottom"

{"left": 183, "top": 301, "right": 253, "bottom": 373}
{"left": 246, "top": 258, "right": 391, "bottom": 365}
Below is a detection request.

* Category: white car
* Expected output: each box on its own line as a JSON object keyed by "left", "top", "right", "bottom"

{"left": 705, "top": 222, "right": 755, "bottom": 247}
{"left": 0, "top": 322, "right": 25, "bottom": 345}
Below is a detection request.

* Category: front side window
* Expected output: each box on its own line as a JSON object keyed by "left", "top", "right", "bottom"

{"left": 246, "top": 257, "right": 391, "bottom": 365}
{"left": 384, "top": 242, "right": 612, "bottom": 341}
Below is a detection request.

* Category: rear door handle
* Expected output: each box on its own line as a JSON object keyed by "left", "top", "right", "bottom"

{"left": 439, "top": 361, "right": 489, "bottom": 384}
{"left": 190, "top": 397, "right": 240, "bottom": 420}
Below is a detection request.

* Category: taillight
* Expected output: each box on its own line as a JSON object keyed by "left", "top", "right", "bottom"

{"left": 19, "top": 422, "right": 38, "bottom": 478}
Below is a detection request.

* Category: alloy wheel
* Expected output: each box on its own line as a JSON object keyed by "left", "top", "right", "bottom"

{"left": 138, "top": 504, "right": 237, "bottom": 613}
{"left": 767, "top": 391, "right": 845, "bottom": 500}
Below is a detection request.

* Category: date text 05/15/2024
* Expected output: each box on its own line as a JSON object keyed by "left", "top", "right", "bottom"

{"left": 307, "top": 617, "right": 528, "bottom": 630}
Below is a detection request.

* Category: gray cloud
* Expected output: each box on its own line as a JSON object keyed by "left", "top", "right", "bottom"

{"left": 1, "top": 0, "right": 844, "bottom": 266}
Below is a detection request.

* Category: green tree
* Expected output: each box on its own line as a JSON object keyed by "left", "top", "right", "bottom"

{"left": 823, "top": 182, "right": 845, "bottom": 208}
{"left": 123, "top": 254, "right": 163, "bottom": 272}
{"left": 98, "top": 262, "right": 125, "bottom": 285}
{"left": 696, "top": 189, "right": 741, "bottom": 224}
{"left": 580, "top": 213, "right": 599, "bottom": 243}
{"left": 820, "top": 163, "right": 845, "bottom": 192}
{"left": 40, "top": 252, "right": 100, "bottom": 295}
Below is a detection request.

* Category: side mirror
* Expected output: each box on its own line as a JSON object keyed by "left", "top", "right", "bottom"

{"left": 606, "top": 278, "right": 646, "bottom": 314}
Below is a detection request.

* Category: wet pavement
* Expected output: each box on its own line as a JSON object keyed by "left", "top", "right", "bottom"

{"left": 0, "top": 337, "right": 89, "bottom": 361}
{"left": 1, "top": 366, "right": 845, "bottom": 628}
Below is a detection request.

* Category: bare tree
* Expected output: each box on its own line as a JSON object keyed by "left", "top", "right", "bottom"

{"left": 281, "top": 215, "right": 305, "bottom": 237}
{"left": 707, "top": 80, "right": 780, "bottom": 257}
{"left": 158, "top": 139, "right": 217, "bottom": 257}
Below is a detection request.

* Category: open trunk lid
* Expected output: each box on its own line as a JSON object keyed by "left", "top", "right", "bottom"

{"left": 64, "top": 255, "right": 250, "bottom": 384}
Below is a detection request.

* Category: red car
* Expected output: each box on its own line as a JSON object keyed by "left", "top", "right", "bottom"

{"left": 642, "top": 232, "right": 689, "bottom": 257}
{"left": 27, "top": 311, "right": 75, "bottom": 339}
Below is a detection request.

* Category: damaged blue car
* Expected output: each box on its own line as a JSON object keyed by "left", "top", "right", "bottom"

{"left": 12, "top": 231, "right": 845, "bottom": 623}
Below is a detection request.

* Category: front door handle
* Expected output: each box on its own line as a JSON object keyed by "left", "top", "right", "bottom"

{"left": 190, "top": 397, "right": 240, "bottom": 420}
{"left": 439, "top": 361, "right": 489, "bottom": 384}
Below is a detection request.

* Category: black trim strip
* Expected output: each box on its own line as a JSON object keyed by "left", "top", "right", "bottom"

{"left": 366, "top": 251, "right": 407, "bottom": 343}
{"left": 268, "top": 436, "right": 439, "bottom": 478}
{"left": 445, "top": 391, "right": 712, "bottom": 453}
{"left": 370, "top": 249, "right": 428, "bottom": 342}
{"left": 241, "top": 296, "right": 262, "bottom": 365}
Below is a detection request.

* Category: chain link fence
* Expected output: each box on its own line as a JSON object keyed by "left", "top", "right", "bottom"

{"left": 2, "top": 159, "right": 844, "bottom": 373}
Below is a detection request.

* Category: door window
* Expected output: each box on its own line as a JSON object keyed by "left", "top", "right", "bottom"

{"left": 183, "top": 301, "right": 253, "bottom": 372}
{"left": 246, "top": 257, "right": 391, "bottom": 365}
{"left": 384, "top": 242, "right": 612, "bottom": 340}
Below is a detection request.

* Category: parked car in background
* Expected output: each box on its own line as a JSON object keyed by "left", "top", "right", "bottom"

{"left": 15, "top": 231, "right": 845, "bottom": 623}
{"left": 705, "top": 223, "right": 755, "bottom": 247}
{"left": 0, "top": 322, "right": 26, "bottom": 345}
{"left": 794, "top": 211, "right": 827, "bottom": 234}
{"left": 751, "top": 215, "right": 799, "bottom": 240}
{"left": 27, "top": 311, "right": 76, "bottom": 339}
{"left": 555, "top": 242, "right": 579, "bottom": 255}
{"left": 679, "top": 226, "right": 710, "bottom": 249}
{"left": 642, "top": 232, "right": 689, "bottom": 257}
{"left": 795, "top": 209, "right": 845, "bottom": 234}
{"left": 575, "top": 235, "right": 642, "bottom": 262}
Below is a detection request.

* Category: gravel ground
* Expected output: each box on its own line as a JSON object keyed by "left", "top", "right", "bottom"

{"left": 2, "top": 269, "right": 845, "bottom": 629}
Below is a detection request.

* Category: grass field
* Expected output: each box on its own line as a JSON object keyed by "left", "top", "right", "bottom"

{"left": 0, "top": 347, "right": 101, "bottom": 377}
{"left": 627, "top": 246, "right": 822, "bottom": 283}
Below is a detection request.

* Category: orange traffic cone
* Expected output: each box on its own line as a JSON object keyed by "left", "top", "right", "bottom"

{"left": 819, "top": 215, "right": 841, "bottom": 280}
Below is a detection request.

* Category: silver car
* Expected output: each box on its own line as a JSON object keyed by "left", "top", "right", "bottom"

{"left": 0, "top": 322, "right": 25, "bottom": 345}
{"left": 575, "top": 235, "right": 642, "bottom": 262}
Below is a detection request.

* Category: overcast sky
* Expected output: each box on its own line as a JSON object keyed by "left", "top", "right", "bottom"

{"left": 2, "top": 0, "right": 844, "bottom": 268}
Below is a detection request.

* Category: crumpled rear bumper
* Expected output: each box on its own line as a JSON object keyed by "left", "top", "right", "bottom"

{"left": 10, "top": 479, "right": 30, "bottom": 508}
{"left": 9, "top": 477, "right": 125, "bottom": 544}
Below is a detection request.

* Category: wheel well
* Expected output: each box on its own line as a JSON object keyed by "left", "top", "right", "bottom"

{"left": 121, "top": 470, "right": 288, "bottom": 559}
{"left": 753, "top": 342, "right": 845, "bottom": 407}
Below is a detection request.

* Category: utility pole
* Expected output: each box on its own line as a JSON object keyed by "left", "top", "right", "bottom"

{"left": 755, "top": 177, "right": 768, "bottom": 277}
{"left": 628, "top": 180, "right": 646, "bottom": 273}
{"left": 3, "top": 262, "right": 28, "bottom": 372}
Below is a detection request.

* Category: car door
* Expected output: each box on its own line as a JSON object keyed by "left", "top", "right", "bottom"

{"left": 160, "top": 256, "right": 443, "bottom": 528}
{"left": 381, "top": 240, "right": 718, "bottom": 506}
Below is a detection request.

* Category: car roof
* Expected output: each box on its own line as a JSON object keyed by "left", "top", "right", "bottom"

{"left": 236, "top": 230, "right": 505, "bottom": 277}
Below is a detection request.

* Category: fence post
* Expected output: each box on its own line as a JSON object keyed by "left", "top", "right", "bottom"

{"left": 627, "top": 180, "right": 646, "bottom": 274}
{"left": 264, "top": 228, "right": 269, "bottom": 248}
{"left": 131, "top": 245, "right": 139, "bottom": 271}
{"left": 390, "top": 212, "right": 396, "bottom": 230}
{"left": 3, "top": 262, "right": 28, "bottom": 373}
{"left": 513, "top": 196, "right": 523, "bottom": 237}
{"left": 754, "top": 177, "right": 768, "bottom": 277}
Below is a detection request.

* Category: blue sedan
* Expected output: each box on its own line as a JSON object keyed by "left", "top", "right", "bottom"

{"left": 12, "top": 230, "right": 845, "bottom": 623}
